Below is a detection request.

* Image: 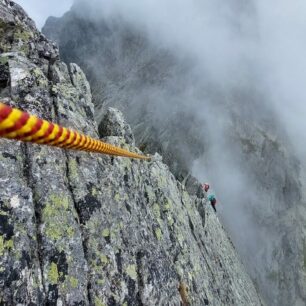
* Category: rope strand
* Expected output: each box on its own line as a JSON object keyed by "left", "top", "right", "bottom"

{"left": 0, "top": 102, "right": 150, "bottom": 160}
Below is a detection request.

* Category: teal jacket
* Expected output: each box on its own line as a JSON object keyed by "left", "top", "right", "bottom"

{"left": 208, "top": 195, "right": 215, "bottom": 201}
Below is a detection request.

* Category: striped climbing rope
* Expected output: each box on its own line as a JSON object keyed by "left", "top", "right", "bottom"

{"left": 0, "top": 102, "right": 150, "bottom": 160}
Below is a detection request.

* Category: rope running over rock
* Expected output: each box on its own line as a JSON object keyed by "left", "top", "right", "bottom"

{"left": 0, "top": 102, "right": 150, "bottom": 160}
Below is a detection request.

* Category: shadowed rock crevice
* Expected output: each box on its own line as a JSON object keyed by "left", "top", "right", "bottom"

{"left": 0, "top": 60, "right": 10, "bottom": 94}
{"left": 65, "top": 154, "right": 90, "bottom": 301}
{"left": 22, "top": 143, "right": 47, "bottom": 300}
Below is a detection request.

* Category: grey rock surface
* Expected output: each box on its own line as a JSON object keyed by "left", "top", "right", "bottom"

{"left": 99, "top": 107, "right": 135, "bottom": 145}
{"left": 0, "top": 1, "right": 264, "bottom": 305}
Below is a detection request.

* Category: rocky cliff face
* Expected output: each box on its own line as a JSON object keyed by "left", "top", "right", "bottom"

{"left": 42, "top": 3, "right": 306, "bottom": 306}
{"left": 0, "top": 1, "right": 264, "bottom": 305}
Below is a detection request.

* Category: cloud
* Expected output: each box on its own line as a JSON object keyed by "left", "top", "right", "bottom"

{"left": 73, "top": 0, "right": 306, "bottom": 160}
{"left": 74, "top": 0, "right": 258, "bottom": 85}
{"left": 255, "top": 0, "right": 306, "bottom": 158}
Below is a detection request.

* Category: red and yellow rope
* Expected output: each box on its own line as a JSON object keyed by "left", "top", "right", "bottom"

{"left": 0, "top": 102, "right": 150, "bottom": 160}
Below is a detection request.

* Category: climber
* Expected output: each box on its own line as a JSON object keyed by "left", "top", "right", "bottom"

{"left": 208, "top": 194, "right": 217, "bottom": 212}
{"left": 202, "top": 183, "right": 210, "bottom": 192}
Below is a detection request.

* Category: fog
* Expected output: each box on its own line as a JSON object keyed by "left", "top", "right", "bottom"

{"left": 256, "top": 0, "right": 306, "bottom": 158}
{"left": 18, "top": 0, "right": 306, "bottom": 304}
{"left": 74, "top": 0, "right": 257, "bottom": 85}
{"left": 72, "top": 0, "right": 306, "bottom": 157}
{"left": 16, "top": 0, "right": 306, "bottom": 158}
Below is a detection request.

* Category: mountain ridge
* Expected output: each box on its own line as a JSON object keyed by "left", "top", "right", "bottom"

{"left": 0, "top": 1, "right": 264, "bottom": 305}
{"left": 42, "top": 2, "right": 306, "bottom": 305}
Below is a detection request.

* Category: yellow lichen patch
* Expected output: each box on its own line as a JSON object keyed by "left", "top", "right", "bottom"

{"left": 163, "top": 198, "right": 173, "bottom": 212}
{"left": 45, "top": 225, "right": 62, "bottom": 241}
{"left": 91, "top": 187, "right": 98, "bottom": 197}
{"left": 14, "top": 28, "right": 32, "bottom": 41}
{"left": 155, "top": 228, "right": 162, "bottom": 241}
{"left": 4, "top": 239, "right": 13, "bottom": 250}
{"left": 125, "top": 264, "right": 137, "bottom": 281}
{"left": 193, "top": 262, "right": 201, "bottom": 275}
{"left": 68, "top": 158, "right": 79, "bottom": 179}
{"left": 97, "top": 279, "right": 105, "bottom": 286}
{"left": 66, "top": 227, "right": 75, "bottom": 238}
{"left": 145, "top": 187, "right": 155, "bottom": 202}
{"left": 102, "top": 228, "right": 110, "bottom": 238}
{"left": 0, "top": 235, "right": 14, "bottom": 256}
{"left": 42, "top": 194, "right": 74, "bottom": 241}
{"left": 94, "top": 296, "right": 106, "bottom": 306}
{"left": 32, "top": 68, "right": 48, "bottom": 87}
{"left": 100, "top": 254, "right": 109, "bottom": 265}
{"left": 50, "top": 194, "right": 69, "bottom": 210}
{"left": 51, "top": 85, "right": 59, "bottom": 95}
{"left": 114, "top": 193, "right": 121, "bottom": 201}
{"left": 68, "top": 276, "right": 79, "bottom": 289}
{"left": 177, "top": 233, "right": 184, "bottom": 247}
{"left": 167, "top": 215, "right": 174, "bottom": 227}
{"left": 152, "top": 203, "right": 161, "bottom": 219}
{"left": 0, "top": 209, "right": 8, "bottom": 216}
{"left": 157, "top": 174, "right": 167, "bottom": 188}
{"left": 48, "top": 262, "right": 59, "bottom": 285}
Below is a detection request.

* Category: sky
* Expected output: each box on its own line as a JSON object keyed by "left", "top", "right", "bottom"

{"left": 14, "top": 0, "right": 73, "bottom": 29}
